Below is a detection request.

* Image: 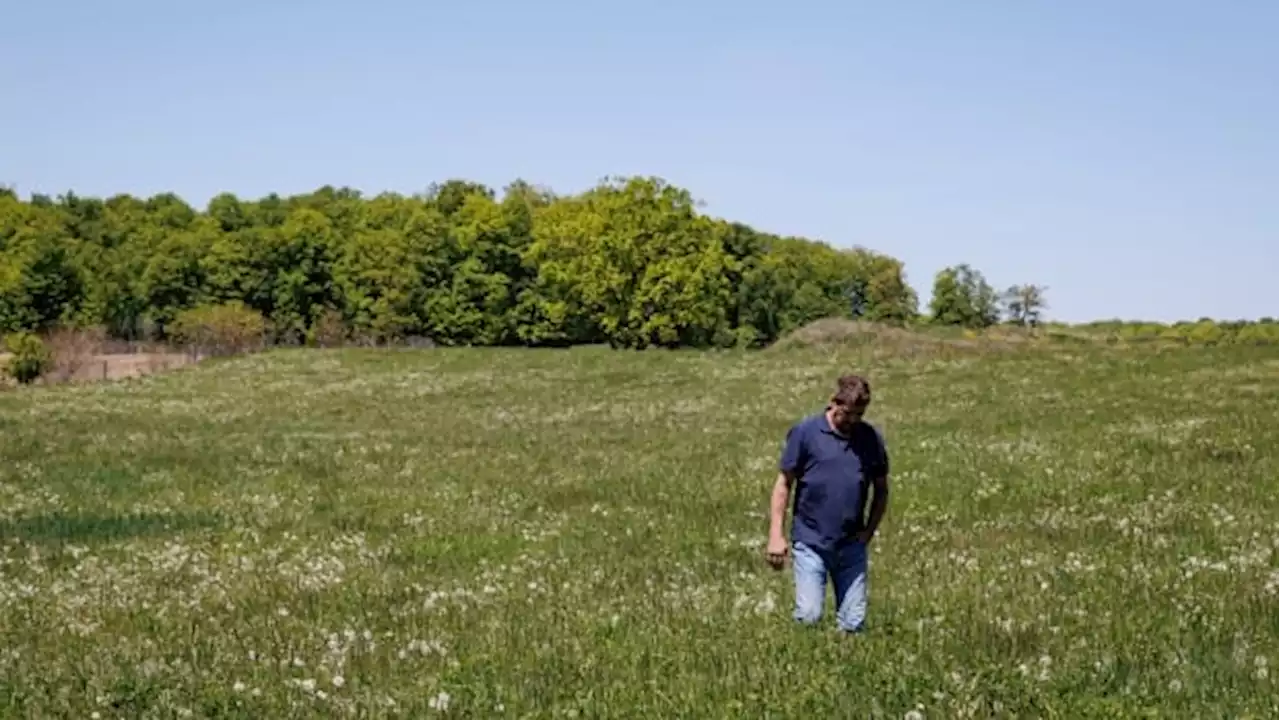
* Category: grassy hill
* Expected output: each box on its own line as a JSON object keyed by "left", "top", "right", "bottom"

{"left": 0, "top": 337, "right": 1275, "bottom": 717}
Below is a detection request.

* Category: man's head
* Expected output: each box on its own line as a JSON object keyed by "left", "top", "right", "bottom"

{"left": 827, "top": 374, "right": 871, "bottom": 433}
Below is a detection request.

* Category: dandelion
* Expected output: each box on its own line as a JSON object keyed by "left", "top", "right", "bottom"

{"left": 429, "top": 691, "right": 451, "bottom": 711}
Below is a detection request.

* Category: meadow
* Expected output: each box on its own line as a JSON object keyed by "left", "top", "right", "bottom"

{"left": 0, "top": 338, "right": 1276, "bottom": 718}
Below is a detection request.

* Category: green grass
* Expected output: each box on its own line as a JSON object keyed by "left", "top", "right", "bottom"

{"left": 0, "top": 341, "right": 1276, "bottom": 718}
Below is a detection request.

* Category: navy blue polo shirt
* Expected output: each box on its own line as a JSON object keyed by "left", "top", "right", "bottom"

{"left": 779, "top": 412, "right": 889, "bottom": 551}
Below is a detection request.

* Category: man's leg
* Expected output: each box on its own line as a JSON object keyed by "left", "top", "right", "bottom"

{"left": 832, "top": 541, "right": 868, "bottom": 633}
{"left": 791, "top": 541, "right": 827, "bottom": 625}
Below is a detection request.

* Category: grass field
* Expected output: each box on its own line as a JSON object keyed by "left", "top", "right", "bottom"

{"left": 0, "top": 339, "right": 1276, "bottom": 717}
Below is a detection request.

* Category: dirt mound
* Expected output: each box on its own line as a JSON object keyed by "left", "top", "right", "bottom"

{"left": 769, "top": 318, "right": 1027, "bottom": 357}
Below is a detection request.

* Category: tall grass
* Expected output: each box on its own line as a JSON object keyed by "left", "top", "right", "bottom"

{"left": 0, "top": 341, "right": 1275, "bottom": 717}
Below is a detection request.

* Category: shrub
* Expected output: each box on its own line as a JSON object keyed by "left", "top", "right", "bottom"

{"left": 168, "top": 302, "right": 267, "bottom": 357}
{"left": 1236, "top": 322, "right": 1279, "bottom": 346}
{"left": 307, "top": 308, "right": 348, "bottom": 348}
{"left": 3, "top": 332, "right": 54, "bottom": 384}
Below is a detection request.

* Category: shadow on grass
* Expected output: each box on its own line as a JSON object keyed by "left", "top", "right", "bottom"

{"left": 0, "top": 510, "right": 222, "bottom": 546}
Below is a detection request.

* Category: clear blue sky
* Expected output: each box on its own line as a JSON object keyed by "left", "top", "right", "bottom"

{"left": 2, "top": 0, "right": 1275, "bottom": 323}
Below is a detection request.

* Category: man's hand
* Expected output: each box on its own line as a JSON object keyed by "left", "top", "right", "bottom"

{"left": 766, "top": 535, "right": 789, "bottom": 569}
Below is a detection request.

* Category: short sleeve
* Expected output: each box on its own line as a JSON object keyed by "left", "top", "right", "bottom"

{"left": 778, "top": 423, "right": 807, "bottom": 474}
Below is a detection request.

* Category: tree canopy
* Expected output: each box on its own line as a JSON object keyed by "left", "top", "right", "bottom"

{"left": 0, "top": 177, "right": 919, "bottom": 348}
{"left": 3, "top": 177, "right": 1271, "bottom": 349}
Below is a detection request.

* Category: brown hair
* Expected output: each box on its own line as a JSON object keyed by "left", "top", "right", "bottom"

{"left": 832, "top": 374, "right": 871, "bottom": 409}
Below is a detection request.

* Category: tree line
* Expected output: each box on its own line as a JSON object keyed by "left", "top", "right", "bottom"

{"left": 0, "top": 177, "right": 925, "bottom": 349}
{"left": 1, "top": 175, "right": 1273, "bottom": 351}
{"left": 921, "top": 261, "right": 1277, "bottom": 345}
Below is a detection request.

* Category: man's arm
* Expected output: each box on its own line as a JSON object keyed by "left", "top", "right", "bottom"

{"left": 766, "top": 471, "right": 795, "bottom": 567}
{"left": 768, "top": 422, "right": 805, "bottom": 567}
{"left": 858, "top": 427, "right": 891, "bottom": 543}
{"left": 860, "top": 472, "right": 890, "bottom": 542}
{"left": 769, "top": 471, "right": 794, "bottom": 539}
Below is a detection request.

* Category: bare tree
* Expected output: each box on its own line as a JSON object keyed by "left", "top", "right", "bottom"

{"left": 1002, "top": 284, "right": 1048, "bottom": 327}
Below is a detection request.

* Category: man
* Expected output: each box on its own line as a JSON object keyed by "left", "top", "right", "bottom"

{"left": 766, "top": 374, "right": 890, "bottom": 633}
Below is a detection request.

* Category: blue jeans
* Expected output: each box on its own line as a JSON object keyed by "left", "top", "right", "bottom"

{"left": 792, "top": 539, "right": 868, "bottom": 632}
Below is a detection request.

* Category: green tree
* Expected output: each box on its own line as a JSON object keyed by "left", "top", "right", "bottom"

{"left": 436, "top": 193, "right": 525, "bottom": 345}
{"left": 263, "top": 208, "right": 339, "bottom": 342}
{"left": 520, "top": 177, "right": 733, "bottom": 349}
{"left": 928, "top": 263, "right": 999, "bottom": 328}
{"left": 140, "top": 218, "right": 219, "bottom": 335}
{"left": 0, "top": 196, "right": 83, "bottom": 333}
{"left": 841, "top": 248, "right": 918, "bottom": 325}
{"left": 10, "top": 176, "right": 1247, "bottom": 353}
{"left": 425, "top": 180, "right": 496, "bottom": 218}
